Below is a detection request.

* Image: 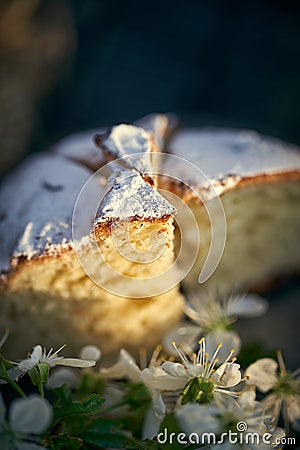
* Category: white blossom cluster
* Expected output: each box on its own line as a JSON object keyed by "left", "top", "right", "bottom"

{"left": 0, "top": 292, "right": 299, "bottom": 449}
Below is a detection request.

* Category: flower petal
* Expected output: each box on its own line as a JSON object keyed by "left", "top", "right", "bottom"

{"left": 142, "top": 397, "right": 164, "bottom": 440}
{"left": 227, "top": 294, "right": 269, "bottom": 318}
{"left": 142, "top": 367, "right": 186, "bottom": 391}
{"left": 211, "top": 363, "right": 241, "bottom": 387}
{"left": 10, "top": 395, "right": 52, "bottom": 434}
{"left": 205, "top": 329, "right": 241, "bottom": 359}
{"left": 262, "top": 393, "right": 281, "bottom": 425}
{"left": 286, "top": 394, "right": 300, "bottom": 430}
{"left": 57, "top": 358, "right": 95, "bottom": 368}
{"left": 238, "top": 389, "right": 257, "bottom": 409}
{"left": 163, "top": 322, "right": 201, "bottom": 356}
{"left": 46, "top": 367, "right": 79, "bottom": 389}
{"left": 161, "top": 362, "right": 187, "bottom": 378}
{"left": 101, "top": 349, "right": 141, "bottom": 383}
{"left": 151, "top": 391, "right": 166, "bottom": 419}
{"left": 7, "top": 367, "right": 23, "bottom": 381}
{"left": 79, "top": 345, "right": 101, "bottom": 362}
{"left": 142, "top": 406, "right": 162, "bottom": 440}
{"left": 30, "top": 346, "right": 43, "bottom": 362}
{"left": 18, "top": 359, "right": 38, "bottom": 372}
{"left": 269, "top": 427, "right": 285, "bottom": 448}
{"left": 101, "top": 385, "right": 129, "bottom": 417}
{"left": 245, "top": 358, "right": 278, "bottom": 392}
{"left": 176, "top": 404, "right": 221, "bottom": 435}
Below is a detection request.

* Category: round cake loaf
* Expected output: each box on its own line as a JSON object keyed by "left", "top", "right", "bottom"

{"left": 0, "top": 114, "right": 299, "bottom": 360}
{"left": 164, "top": 127, "right": 300, "bottom": 293}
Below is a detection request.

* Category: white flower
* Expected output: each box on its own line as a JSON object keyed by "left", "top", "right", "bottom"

{"left": 46, "top": 367, "right": 80, "bottom": 390}
{"left": 0, "top": 393, "right": 52, "bottom": 449}
{"left": 186, "top": 291, "right": 268, "bottom": 322}
{"left": 246, "top": 352, "right": 300, "bottom": 433}
{"left": 18, "top": 344, "right": 96, "bottom": 372}
{"left": 101, "top": 347, "right": 165, "bottom": 439}
{"left": 176, "top": 390, "right": 285, "bottom": 449}
{"left": 47, "top": 345, "right": 101, "bottom": 390}
{"left": 101, "top": 348, "right": 143, "bottom": 384}
{"left": 165, "top": 292, "right": 268, "bottom": 359}
{"left": 142, "top": 338, "right": 242, "bottom": 408}
{"left": 79, "top": 345, "right": 101, "bottom": 362}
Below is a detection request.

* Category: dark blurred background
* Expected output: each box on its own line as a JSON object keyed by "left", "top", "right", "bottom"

{"left": 0, "top": 0, "right": 300, "bottom": 176}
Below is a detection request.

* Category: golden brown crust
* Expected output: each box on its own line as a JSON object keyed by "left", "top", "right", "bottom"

{"left": 161, "top": 169, "right": 300, "bottom": 206}
{"left": 93, "top": 215, "right": 173, "bottom": 238}
{"left": 0, "top": 243, "right": 75, "bottom": 290}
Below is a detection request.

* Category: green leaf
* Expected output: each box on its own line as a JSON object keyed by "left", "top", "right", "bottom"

{"left": 38, "top": 362, "right": 50, "bottom": 383}
{"left": 0, "top": 361, "right": 9, "bottom": 380}
{"left": 81, "top": 417, "right": 136, "bottom": 449}
{"left": 48, "top": 434, "right": 83, "bottom": 450}
{"left": 157, "top": 413, "right": 185, "bottom": 450}
{"left": 134, "top": 440, "right": 160, "bottom": 449}
{"left": 53, "top": 394, "right": 104, "bottom": 421}
{"left": 0, "top": 354, "right": 13, "bottom": 370}
{"left": 77, "top": 372, "right": 105, "bottom": 399}
{"left": 59, "top": 415, "right": 89, "bottom": 435}
{"left": 123, "top": 383, "right": 152, "bottom": 409}
{"left": 86, "top": 417, "right": 124, "bottom": 434}
{"left": 54, "top": 384, "right": 73, "bottom": 405}
{"left": 159, "top": 413, "right": 181, "bottom": 434}
{"left": 112, "top": 383, "right": 152, "bottom": 439}
{"left": 82, "top": 431, "right": 134, "bottom": 449}
{"left": 181, "top": 377, "right": 214, "bottom": 405}
{"left": 28, "top": 366, "right": 41, "bottom": 386}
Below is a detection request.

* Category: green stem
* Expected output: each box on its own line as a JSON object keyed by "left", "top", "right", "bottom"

{"left": 282, "top": 401, "right": 290, "bottom": 437}
{"left": 38, "top": 381, "right": 45, "bottom": 399}
{"left": 2, "top": 374, "right": 27, "bottom": 398}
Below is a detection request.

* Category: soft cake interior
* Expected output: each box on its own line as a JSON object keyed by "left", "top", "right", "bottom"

{"left": 181, "top": 179, "right": 300, "bottom": 293}
{"left": 1, "top": 218, "right": 183, "bottom": 360}
{"left": 0, "top": 145, "right": 185, "bottom": 360}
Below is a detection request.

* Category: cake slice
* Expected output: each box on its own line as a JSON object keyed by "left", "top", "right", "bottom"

{"left": 94, "top": 124, "right": 159, "bottom": 186}
{"left": 76, "top": 166, "right": 179, "bottom": 298}
{"left": 164, "top": 128, "right": 300, "bottom": 294}
{"left": 0, "top": 133, "right": 183, "bottom": 360}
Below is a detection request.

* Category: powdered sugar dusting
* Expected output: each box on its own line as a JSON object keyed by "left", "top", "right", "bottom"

{"left": 169, "top": 128, "right": 300, "bottom": 180}
{"left": 134, "top": 113, "right": 178, "bottom": 151}
{"left": 97, "top": 124, "right": 154, "bottom": 179}
{"left": 0, "top": 153, "right": 101, "bottom": 270}
{"left": 51, "top": 129, "right": 105, "bottom": 170}
{"left": 96, "top": 169, "right": 176, "bottom": 224}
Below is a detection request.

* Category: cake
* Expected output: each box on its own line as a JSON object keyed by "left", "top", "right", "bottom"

{"left": 0, "top": 115, "right": 299, "bottom": 359}
{"left": 0, "top": 118, "right": 183, "bottom": 360}
{"left": 164, "top": 128, "right": 300, "bottom": 293}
